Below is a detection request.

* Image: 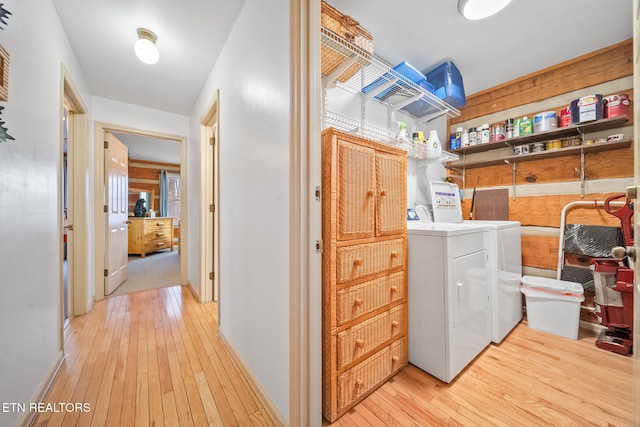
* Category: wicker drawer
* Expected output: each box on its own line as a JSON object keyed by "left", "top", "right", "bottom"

{"left": 336, "top": 272, "right": 404, "bottom": 326}
{"left": 338, "top": 311, "right": 394, "bottom": 369}
{"left": 390, "top": 337, "right": 407, "bottom": 373}
{"left": 337, "top": 346, "right": 390, "bottom": 413}
{"left": 389, "top": 304, "right": 404, "bottom": 339}
{"left": 337, "top": 239, "right": 404, "bottom": 283}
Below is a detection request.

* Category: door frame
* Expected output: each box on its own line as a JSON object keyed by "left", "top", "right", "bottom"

{"left": 290, "top": 0, "right": 323, "bottom": 424}
{"left": 93, "top": 122, "right": 188, "bottom": 301}
{"left": 60, "top": 66, "right": 89, "bottom": 327}
{"left": 199, "top": 91, "right": 219, "bottom": 304}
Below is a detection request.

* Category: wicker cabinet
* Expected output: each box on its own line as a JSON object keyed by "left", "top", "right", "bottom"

{"left": 128, "top": 217, "right": 174, "bottom": 257}
{"left": 322, "top": 128, "right": 408, "bottom": 422}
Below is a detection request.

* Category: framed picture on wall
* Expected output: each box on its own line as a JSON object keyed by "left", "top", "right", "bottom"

{"left": 0, "top": 44, "right": 8, "bottom": 102}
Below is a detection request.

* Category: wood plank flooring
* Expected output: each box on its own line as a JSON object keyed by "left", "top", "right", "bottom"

{"left": 34, "top": 285, "right": 634, "bottom": 426}
{"left": 325, "top": 323, "right": 634, "bottom": 427}
{"left": 33, "top": 286, "right": 276, "bottom": 427}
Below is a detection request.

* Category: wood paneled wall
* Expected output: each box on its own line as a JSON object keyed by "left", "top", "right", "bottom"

{"left": 448, "top": 39, "right": 634, "bottom": 325}
{"left": 128, "top": 159, "right": 180, "bottom": 214}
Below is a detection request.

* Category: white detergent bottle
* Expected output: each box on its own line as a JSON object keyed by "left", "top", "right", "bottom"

{"left": 427, "top": 130, "right": 442, "bottom": 153}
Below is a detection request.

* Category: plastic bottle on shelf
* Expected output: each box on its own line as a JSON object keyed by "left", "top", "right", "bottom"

{"left": 468, "top": 127, "right": 477, "bottom": 146}
{"left": 427, "top": 130, "right": 441, "bottom": 153}
{"left": 481, "top": 124, "right": 490, "bottom": 143}
{"left": 461, "top": 129, "right": 469, "bottom": 147}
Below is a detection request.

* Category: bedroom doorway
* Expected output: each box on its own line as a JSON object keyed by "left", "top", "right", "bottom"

{"left": 94, "top": 123, "right": 188, "bottom": 300}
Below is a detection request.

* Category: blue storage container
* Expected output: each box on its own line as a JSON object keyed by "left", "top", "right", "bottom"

{"left": 425, "top": 61, "right": 466, "bottom": 109}
{"left": 362, "top": 60, "right": 426, "bottom": 101}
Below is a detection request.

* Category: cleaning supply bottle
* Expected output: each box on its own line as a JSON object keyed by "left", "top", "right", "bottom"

{"left": 427, "top": 130, "right": 441, "bottom": 153}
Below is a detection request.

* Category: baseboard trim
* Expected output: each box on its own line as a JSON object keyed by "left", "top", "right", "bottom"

{"left": 22, "top": 350, "right": 64, "bottom": 427}
{"left": 218, "top": 331, "right": 287, "bottom": 426}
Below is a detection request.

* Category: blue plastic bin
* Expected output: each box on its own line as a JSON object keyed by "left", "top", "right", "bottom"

{"left": 425, "top": 61, "right": 466, "bottom": 109}
{"left": 362, "top": 61, "right": 426, "bottom": 101}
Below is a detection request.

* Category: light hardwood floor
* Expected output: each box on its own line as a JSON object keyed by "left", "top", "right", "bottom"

{"left": 325, "top": 323, "right": 634, "bottom": 426}
{"left": 35, "top": 285, "right": 633, "bottom": 426}
{"left": 34, "top": 286, "right": 277, "bottom": 427}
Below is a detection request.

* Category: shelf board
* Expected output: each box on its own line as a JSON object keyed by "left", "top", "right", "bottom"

{"left": 452, "top": 117, "right": 629, "bottom": 155}
{"left": 448, "top": 139, "right": 631, "bottom": 170}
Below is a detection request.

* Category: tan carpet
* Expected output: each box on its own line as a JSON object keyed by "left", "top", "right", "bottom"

{"left": 110, "top": 249, "right": 180, "bottom": 296}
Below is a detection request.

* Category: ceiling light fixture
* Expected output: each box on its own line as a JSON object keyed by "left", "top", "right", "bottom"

{"left": 458, "top": 0, "right": 512, "bottom": 20}
{"left": 134, "top": 28, "right": 159, "bottom": 64}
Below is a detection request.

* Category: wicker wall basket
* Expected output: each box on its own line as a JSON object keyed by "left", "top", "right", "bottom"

{"left": 321, "top": 1, "right": 373, "bottom": 82}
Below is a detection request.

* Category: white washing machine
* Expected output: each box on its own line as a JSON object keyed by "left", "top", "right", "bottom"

{"left": 407, "top": 221, "right": 491, "bottom": 383}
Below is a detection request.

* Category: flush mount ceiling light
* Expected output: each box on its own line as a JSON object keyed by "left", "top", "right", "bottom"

{"left": 134, "top": 27, "right": 159, "bottom": 64}
{"left": 458, "top": 0, "right": 512, "bottom": 20}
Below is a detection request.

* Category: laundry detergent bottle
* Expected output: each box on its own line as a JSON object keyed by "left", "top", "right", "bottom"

{"left": 427, "top": 130, "right": 442, "bottom": 153}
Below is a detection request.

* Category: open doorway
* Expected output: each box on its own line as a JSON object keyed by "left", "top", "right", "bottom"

{"left": 93, "top": 123, "right": 188, "bottom": 301}
{"left": 108, "top": 131, "right": 182, "bottom": 296}
{"left": 199, "top": 91, "right": 219, "bottom": 306}
{"left": 61, "top": 67, "right": 89, "bottom": 327}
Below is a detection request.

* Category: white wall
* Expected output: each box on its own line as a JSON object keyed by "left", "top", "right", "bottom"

{"left": 0, "top": 1, "right": 90, "bottom": 426}
{"left": 190, "top": 0, "right": 291, "bottom": 420}
{"left": 92, "top": 96, "right": 190, "bottom": 137}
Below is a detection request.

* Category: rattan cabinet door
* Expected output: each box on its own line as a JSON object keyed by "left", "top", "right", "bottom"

{"left": 376, "top": 152, "right": 406, "bottom": 236}
{"left": 337, "top": 139, "right": 376, "bottom": 240}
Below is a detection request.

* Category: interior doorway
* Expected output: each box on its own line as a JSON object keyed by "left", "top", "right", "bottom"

{"left": 109, "top": 131, "right": 182, "bottom": 296}
{"left": 199, "top": 91, "right": 219, "bottom": 306}
{"left": 93, "top": 122, "right": 188, "bottom": 301}
{"left": 61, "top": 67, "right": 89, "bottom": 328}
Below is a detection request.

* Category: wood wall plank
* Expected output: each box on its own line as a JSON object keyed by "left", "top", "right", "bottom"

{"left": 451, "top": 39, "right": 633, "bottom": 124}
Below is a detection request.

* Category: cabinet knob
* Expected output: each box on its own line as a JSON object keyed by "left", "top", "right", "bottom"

{"left": 355, "top": 379, "right": 364, "bottom": 388}
{"left": 391, "top": 321, "right": 399, "bottom": 328}
{"left": 380, "top": 190, "right": 387, "bottom": 196}
{"left": 390, "top": 252, "right": 398, "bottom": 258}
{"left": 156, "top": 232, "right": 164, "bottom": 236}
{"left": 392, "top": 356, "right": 400, "bottom": 364}
{"left": 355, "top": 339, "right": 365, "bottom": 348}
{"left": 354, "top": 298, "right": 363, "bottom": 307}
{"left": 391, "top": 286, "right": 398, "bottom": 293}
{"left": 367, "top": 190, "right": 374, "bottom": 197}
{"left": 156, "top": 222, "right": 164, "bottom": 226}
{"left": 353, "top": 258, "right": 363, "bottom": 267}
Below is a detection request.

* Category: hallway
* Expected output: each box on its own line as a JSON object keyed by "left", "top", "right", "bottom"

{"left": 34, "top": 286, "right": 277, "bottom": 426}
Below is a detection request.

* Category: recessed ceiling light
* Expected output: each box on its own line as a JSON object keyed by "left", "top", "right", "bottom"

{"left": 134, "top": 28, "right": 159, "bottom": 65}
{"left": 458, "top": 0, "right": 512, "bottom": 20}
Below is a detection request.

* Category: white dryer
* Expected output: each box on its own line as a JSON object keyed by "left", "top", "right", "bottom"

{"left": 407, "top": 221, "right": 491, "bottom": 383}
{"left": 462, "top": 220, "right": 522, "bottom": 343}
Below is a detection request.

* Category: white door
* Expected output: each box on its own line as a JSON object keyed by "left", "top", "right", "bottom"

{"left": 105, "top": 132, "right": 129, "bottom": 295}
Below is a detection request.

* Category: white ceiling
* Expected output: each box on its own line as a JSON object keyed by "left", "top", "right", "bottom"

{"left": 52, "top": 0, "right": 246, "bottom": 116}
{"left": 328, "top": 0, "right": 633, "bottom": 97}
{"left": 53, "top": 0, "right": 633, "bottom": 161}
{"left": 112, "top": 132, "right": 181, "bottom": 164}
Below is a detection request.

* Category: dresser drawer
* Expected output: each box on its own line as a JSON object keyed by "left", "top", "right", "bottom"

{"left": 144, "top": 219, "right": 172, "bottom": 232}
{"left": 337, "top": 239, "right": 404, "bottom": 283}
{"left": 143, "top": 237, "right": 171, "bottom": 254}
{"left": 389, "top": 304, "right": 404, "bottom": 339}
{"left": 338, "top": 311, "right": 394, "bottom": 369}
{"left": 144, "top": 226, "right": 171, "bottom": 241}
{"left": 337, "top": 346, "right": 391, "bottom": 413}
{"left": 336, "top": 272, "right": 404, "bottom": 326}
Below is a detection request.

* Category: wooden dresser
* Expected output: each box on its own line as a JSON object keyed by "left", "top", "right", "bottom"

{"left": 128, "top": 217, "right": 174, "bottom": 257}
{"left": 322, "top": 128, "right": 408, "bottom": 422}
